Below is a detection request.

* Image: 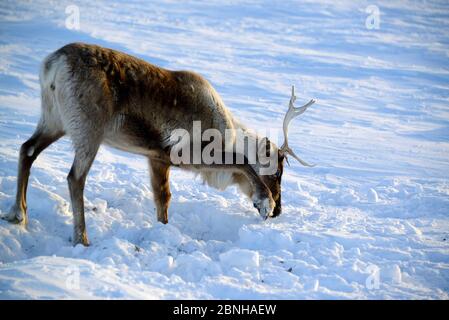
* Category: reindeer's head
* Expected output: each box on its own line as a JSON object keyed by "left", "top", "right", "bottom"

{"left": 259, "top": 147, "right": 285, "bottom": 217}
{"left": 260, "top": 86, "right": 315, "bottom": 218}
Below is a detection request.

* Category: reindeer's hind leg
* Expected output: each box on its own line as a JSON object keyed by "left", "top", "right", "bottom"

{"left": 3, "top": 123, "right": 63, "bottom": 225}
{"left": 67, "top": 135, "right": 101, "bottom": 246}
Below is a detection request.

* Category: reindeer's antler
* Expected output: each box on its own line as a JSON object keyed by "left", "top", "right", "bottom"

{"left": 280, "top": 85, "right": 316, "bottom": 167}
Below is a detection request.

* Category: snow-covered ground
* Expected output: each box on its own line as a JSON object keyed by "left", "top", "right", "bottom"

{"left": 1, "top": 0, "right": 449, "bottom": 299}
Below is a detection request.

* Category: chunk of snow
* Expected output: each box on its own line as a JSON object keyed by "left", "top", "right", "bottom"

{"left": 219, "top": 249, "right": 260, "bottom": 270}
{"left": 383, "top": 265, "right": 402, "bottom": 285}
{"left": 367, "top": 188, "right": 379, "bottom": 203}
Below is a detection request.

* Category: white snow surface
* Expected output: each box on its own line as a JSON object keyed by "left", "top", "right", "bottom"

{"left": 0, "top": 0, "right": 449, "bottom": 299}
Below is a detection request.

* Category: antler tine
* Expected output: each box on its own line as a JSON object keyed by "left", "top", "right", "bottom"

{"left": 282, "top": 144, "right": 316, "bottom": 167}
{"left": 280, "top": 85, "right": 316, "bottom": 167}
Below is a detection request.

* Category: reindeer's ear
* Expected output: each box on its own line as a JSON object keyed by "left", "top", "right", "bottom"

{"left": 284, "top": 154, "right": 291, "bottom": 166}
{"left": 278, "top": 149, "right": 285, "bottom": 162}
{"left": 277, "top": 148, "right": 289, "bottom": 165}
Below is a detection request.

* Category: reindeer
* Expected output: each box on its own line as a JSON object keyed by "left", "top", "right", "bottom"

{"left": 3, "top": 43, "right": 315, "bottom": 246}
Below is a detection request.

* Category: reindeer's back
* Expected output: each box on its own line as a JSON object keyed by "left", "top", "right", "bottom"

{"left": 40, "top": 43, "right": 237, "bottom": 150}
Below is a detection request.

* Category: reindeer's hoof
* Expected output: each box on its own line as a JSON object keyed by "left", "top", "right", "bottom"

{"left": 73, "top": 238, "right": 90, "bottom": 247}
{"left": 72, "top": 232, "right": 90, "bottom": 247}
{"left": 157, "top": 217, "right": 168, "bottom": 224}
{"left": 253, "top": 196, "right": 275, "bottom": 220}
{"left": 1, "top": 206, "right": 28, "bottom": 226}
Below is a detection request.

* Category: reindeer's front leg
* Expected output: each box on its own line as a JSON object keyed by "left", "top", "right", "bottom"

{"left": 148, "top": 158, "right": 171, "bottom": 224}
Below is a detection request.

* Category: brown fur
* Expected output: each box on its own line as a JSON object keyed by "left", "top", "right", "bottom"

{"left": 4, "top": 43, "right": 282, "bottom": 246}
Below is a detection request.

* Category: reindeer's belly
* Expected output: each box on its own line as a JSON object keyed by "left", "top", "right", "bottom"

{"left": 103, "top": 135, "right": 153, "bottom": 156}
{"left": 103, "top": 114, "right": 165, "bottom": 156}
